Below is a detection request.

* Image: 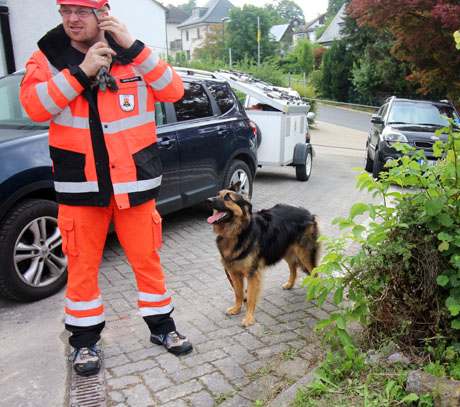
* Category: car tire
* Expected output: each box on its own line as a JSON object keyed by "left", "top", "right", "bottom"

{"left": 295, "top": 148, "right": 313, "bottom": 182}
{"left": 0, "top": 199, "right": 67, "bottom": 302}
{"left": 372, "top": 152, "right": 385, "bottom": 179}
{"left": 365, "top": 150, "right": 374, "bottom": 172}
{"left": 223, "top": 159, "right": 253, "bottom": 199}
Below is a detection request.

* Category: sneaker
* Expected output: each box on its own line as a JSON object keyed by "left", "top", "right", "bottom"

{"left": 150, "top": 331, "right": 193, "bottom": 356}
{"left": 71, "top": 345, "right": 102, "bottom": 377}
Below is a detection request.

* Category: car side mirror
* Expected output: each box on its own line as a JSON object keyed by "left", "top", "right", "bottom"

{"left": 371, "top": 114, "right": 384, "bottom": 125}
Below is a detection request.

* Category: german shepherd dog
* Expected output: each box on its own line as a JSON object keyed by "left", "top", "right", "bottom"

{"left": 207, "top": 183, "right": 320, "bottom": 327}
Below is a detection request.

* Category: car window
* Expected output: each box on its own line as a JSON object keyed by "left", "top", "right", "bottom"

{"left": 155, "top": 102, "right": 166, "bottom": 126}
{"left": 205, "top": 81, "right": 235, "bottom": 115}
{"left": 388, "top": 102, "right": 457, "bottom": 126}
{"left": 174, "top": 82, "right": 213, "bottom": 122}
{"left": 0, "top": 74, "right": 47, "bottom": 130}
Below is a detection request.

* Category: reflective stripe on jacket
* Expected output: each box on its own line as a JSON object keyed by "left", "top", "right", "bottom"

{"left": 20, "top": 46, "right": 184, "bottom": 209}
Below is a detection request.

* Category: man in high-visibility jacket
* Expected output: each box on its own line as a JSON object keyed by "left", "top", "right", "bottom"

{"left": 20, "top": 0, "right": 193, "bottom": 377}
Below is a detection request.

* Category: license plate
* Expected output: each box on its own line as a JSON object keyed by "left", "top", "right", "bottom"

{"left": 418, "top": 159, "right": 436, "bottom": 166}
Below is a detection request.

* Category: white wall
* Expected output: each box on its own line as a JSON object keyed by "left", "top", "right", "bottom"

{"left": 8, "top": 0, "right": 60, "bottom": 70}
{"left": 7, "top": 0, "right": 167, "bottom": 70}
{"left": 110, "top": 0, "right": 167, "bottom": 56}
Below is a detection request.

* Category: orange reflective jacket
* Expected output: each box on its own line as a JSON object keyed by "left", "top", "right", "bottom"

{"left": 20, "top": 37, "right": 184, "bottom": 209}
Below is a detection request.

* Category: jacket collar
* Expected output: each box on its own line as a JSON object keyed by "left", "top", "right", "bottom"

{"left": 38, "top": 24, "right": 131, "bottom": 70}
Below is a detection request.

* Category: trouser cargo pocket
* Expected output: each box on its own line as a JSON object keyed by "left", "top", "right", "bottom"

{"left": 152, "top": 209, "right": 163, "bottom": 250}
{"left": 58, "top": 217, "right": 78, "bottom": 256}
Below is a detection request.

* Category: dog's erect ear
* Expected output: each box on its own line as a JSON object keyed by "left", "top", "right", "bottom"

{"left": 229, "top": 181, "right": 241, "bottom": 192}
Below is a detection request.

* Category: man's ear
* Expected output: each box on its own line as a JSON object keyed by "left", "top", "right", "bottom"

{"left": 229, "top": 181, "right": 241, "bottom": 192}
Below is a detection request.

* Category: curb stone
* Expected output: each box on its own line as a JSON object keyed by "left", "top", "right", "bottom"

{"left": 266, "top": 369, "right": 318, "bottom": 407}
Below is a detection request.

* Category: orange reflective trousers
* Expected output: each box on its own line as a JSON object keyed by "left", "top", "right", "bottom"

{"left": 58, "top": 197, "right": 174, "bottom": 346}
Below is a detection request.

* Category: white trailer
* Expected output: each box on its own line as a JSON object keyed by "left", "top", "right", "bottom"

{"left": 214, "top": 71, "right": 314, "bottom": 181}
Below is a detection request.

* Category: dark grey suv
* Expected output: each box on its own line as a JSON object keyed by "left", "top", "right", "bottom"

{"left": 0, "top": 69, "right": 257, "bottom": 302}
{"left": 365, "top": 97, "right": 459, "bottom": 178}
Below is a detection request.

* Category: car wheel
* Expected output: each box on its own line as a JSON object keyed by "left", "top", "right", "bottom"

{"left": 223, "top": 159, "right": 253, "bottom": 199}
{"left": 295, "top": 148, "right": 313, "bottom": 182}
{"left": 372, "top": 152, "right": 385, "bottom": 179}
{"left": 365, "top": 150, "right": 374, "bottom": 172}
{"left": 0, "top": 199, "right": 67, "bottom": 302}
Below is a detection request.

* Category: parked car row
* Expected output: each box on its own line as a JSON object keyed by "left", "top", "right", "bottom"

{"left": 0, "top": 70, "right": 258, "bottom": 301}
{"left": 365, "top": 96, "right": 459, "bottom": 178}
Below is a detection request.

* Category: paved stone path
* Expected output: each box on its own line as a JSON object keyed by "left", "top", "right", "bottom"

{"left": 96, "top": 123, "right": 369, "bottom": 406}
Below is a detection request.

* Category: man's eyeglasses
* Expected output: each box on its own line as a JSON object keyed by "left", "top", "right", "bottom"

{"left": 59, "top": 8, "right": 94, "bottom": 18}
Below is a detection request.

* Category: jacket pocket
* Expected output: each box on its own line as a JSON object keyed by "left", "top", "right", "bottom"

{"left": 152, "top": 209, "right": 163, "bottom": 250}
{"left": 49, "top": 146, "right": 86, "bottom": 182}
{"left": 58, "top": 217, "right": 78, "bottom": 257}
{"left": 132, "top": 143, "right": 163, "bottom": 181}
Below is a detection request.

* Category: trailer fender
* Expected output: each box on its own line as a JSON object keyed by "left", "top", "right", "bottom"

{"left": 292, "top": 143, "right": 312, "bottom": 165}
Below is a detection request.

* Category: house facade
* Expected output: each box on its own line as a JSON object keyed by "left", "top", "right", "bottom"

{"left": 0, "top": 0, "right": 167, "bottom": 76}
{"left": 178, "top": 0, "right": 233, "bottom": 60}
{"left": 166, "top": 6, "right": 190, "bottom": 58}
{"left": 293, "top": 13, "right": 327, "bottom": 44}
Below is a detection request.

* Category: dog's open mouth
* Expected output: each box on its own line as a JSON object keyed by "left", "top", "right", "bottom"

{"left": 207, "top": 210, "right": 230, "bottom": 225}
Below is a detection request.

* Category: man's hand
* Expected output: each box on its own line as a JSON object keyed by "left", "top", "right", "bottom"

{"left": 97, "top": 16, "right": 135, "bottom": 49}
{"left": 79, "top": 42, "right": 116, "bottom": 78}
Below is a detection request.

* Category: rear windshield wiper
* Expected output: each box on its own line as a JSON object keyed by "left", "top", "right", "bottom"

{"left": 388, "top": 121, "right": 410, "bottom": 125}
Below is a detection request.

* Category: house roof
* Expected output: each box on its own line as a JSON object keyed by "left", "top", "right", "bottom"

{"left": 150, "top": 0, "right": 168, "bottom": 11}
{"left": 178, "top": 0, "right": 234, "bottom": 29}
{"left": 305, "top": 13, "right": 326, "bottom": 30}
{"left": 166, "top": 5, "right": 190, "bottom": 24}
{"left": 317, "top": 3, "right": 347, "bottom": 45}
{"left": 270, "top": 24, "right": 290, "bottom": 42}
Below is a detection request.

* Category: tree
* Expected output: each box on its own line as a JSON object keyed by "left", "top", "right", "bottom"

{"left": 348, "top": 0, "right": 460, "bottom": 103}
{"left": 274, "top": 0, "right": 305, "bottom": 24}
{"left": 327, "top": 0, "right": 348, "bottom": 17}
{"left": 176, "top": 0, "right": 196, "bottom": 16}
{"left": 341, "top": 14, "right": 417, "bottom": 105}
{"left": 281, "top": 39, "right": 314, "bottom": 75}
{"left": 227, "top": 5, "right": 279, "bottom": 63}
{"left": 320, "top": 40, "right": 353, "bottom": 101}
{"left": 194, "top": 24, "right": 226, "bottom": 61}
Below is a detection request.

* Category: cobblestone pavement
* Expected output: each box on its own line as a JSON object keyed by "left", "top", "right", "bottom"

{"left": 98, "top": 125, "right": 370, "bottom": 406}
{"left": 0, "top": 122, "right": 370, "bottom": 407}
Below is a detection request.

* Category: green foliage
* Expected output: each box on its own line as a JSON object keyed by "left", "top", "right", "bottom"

{"left": 272, "top": 0, "right": 305, "bottom": 24}
{"left": 303, "top": 119, "right": 460, "bottom": 350}
{"left": 227, "top": 5, "right": 279, "bottom": 63}
{"left": 281, "top": 40, "right": 314, "bottom": 76}
{"left": 176, "top": 0, "right": 196, "bottom": 16}
{"left": 320, "top": 40, "right": 353, "bottom": 101}
{"left": 293, "top": 350, "right": 433, "bottom": 406}
{"left": 234, "top": 58, "right": 287, "bottom": 87}
{"left": 327, "top": 0, "right": 348, "bottom": 18}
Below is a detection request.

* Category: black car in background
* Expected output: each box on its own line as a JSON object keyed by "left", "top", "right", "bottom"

{"left": 365, "top": 97, "right": 459, "bottom": 178}
{"left": 0, "top": 70, "right": 257, "bottom": 302}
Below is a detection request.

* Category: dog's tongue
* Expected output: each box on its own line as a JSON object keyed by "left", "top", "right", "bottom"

{"left": 207, "top": 211, "right": 226, "bottom": 224}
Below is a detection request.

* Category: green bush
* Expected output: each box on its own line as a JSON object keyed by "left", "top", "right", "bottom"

{"left": 304, "top": 120, "right": 460, "bottom": 350}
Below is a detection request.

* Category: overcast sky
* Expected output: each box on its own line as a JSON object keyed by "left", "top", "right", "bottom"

{"left": 164, "top": 0, "right": 329, "bottom": 23}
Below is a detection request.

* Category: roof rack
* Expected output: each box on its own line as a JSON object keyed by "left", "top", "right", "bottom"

{"left": 173, "top": 67, "right": 218, "bottom": 79}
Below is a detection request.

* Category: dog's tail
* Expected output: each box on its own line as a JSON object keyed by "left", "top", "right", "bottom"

{"left": 310, "top": 216, "right": 320, "bottom": 269}
{"left": 300, "top": 216, "right": 320, "bottom": 274}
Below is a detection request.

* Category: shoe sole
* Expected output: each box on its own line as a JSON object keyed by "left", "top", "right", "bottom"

{"left": 74, "top": 366, "right": 101, "bottom": 377}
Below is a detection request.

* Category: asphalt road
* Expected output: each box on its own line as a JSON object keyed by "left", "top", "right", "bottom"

{"left": 316, "top": 103, "right": 373, "bottom": 133}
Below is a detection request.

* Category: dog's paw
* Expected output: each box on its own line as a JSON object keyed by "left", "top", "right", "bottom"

{"left": 282, "top": 282, "right": 294, "bottom": 290}
{"left": 226, "top": 306, "right": 242, "bottom": 315}
{"left": 241, "top": 315, "right": 255, "bottom": 327}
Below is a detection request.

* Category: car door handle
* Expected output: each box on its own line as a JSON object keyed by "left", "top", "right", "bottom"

{"left": 198, "top": 126, "right": 219, "bottom": 135}
{"left": 157, "top": 137, "right": 176, "bottom": 149}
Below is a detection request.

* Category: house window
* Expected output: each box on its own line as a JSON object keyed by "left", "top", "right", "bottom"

{"left": 197, "top": 27, "right": 201, "bottom": 39}
{"left": 186, "top": 30, "right": 189, "bottom": 41}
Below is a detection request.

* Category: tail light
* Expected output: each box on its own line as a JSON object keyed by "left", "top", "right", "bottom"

{"left": 249, "top": 121, "right": 258, "bottom": 137}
